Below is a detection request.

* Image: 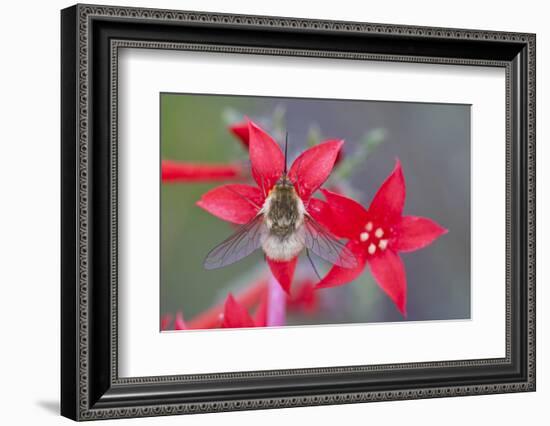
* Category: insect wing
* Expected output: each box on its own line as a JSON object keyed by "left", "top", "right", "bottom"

{"left": 203, "top": 215, "right": 266, "bottom": 270}
{"left": 303, "top": 216, "right": 357, "bottom": 268}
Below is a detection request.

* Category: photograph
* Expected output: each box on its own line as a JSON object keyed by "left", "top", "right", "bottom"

{"left": 159, "top": 93, "right": 470, "bottom": 331}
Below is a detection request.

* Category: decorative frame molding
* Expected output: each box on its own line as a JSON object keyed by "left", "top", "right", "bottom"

{"left": 61, "top": 3, "right": 535, "bottom": 421}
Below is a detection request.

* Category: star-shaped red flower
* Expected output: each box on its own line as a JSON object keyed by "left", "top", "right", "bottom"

{"left": 221, "top": 293, "right": 268, "bottom": 328}
{"left": 197, "top": 120, "right": 346, "bottom": 293}
{"left": 314, "top": 160, "right": 448, "bottom": 316}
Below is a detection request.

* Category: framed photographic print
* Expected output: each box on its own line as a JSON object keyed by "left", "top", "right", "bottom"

{"left": 61, "top": 4, "right": 536, "bottom": 421}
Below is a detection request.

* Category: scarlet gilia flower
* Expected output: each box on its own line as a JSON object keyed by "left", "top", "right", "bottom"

{"left": 221, "top": 293, "right": 267, "bottom": 328}
{"left": 197, "top": 120, "right": 353, "bottom": 294}
{"left": 161, "top": 160, "right": 244, "bottom": 183}
{"left": 314, "top": 160, "right": 448, "bottom": 316}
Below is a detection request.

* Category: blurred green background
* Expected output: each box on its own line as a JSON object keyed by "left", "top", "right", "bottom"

{"left": 160, "top": 93, "right": 470, "bottom": 326}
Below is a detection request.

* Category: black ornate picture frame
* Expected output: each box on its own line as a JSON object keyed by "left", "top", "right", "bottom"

{"left": 61, "top": 4, "right": 536, "bottom": 421}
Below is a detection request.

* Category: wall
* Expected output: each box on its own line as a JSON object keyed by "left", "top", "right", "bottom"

{"left": 0, "top": 0, "right": 546, "bottom": 424}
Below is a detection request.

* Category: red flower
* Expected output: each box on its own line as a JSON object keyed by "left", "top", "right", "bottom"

{"left": 161, "top": 160, "right": 244, "bottom": 182}
{"left": 222, "top": 293, "right": 267, "bottom": 328}
{"left": 160, "top": 278, "right": 269, "bottom": 331}
{"left": 197, "top": 120, "right": 345, "bottom": 294}
{"left": 315, "top": 160, "right": 448, "bottom": 316}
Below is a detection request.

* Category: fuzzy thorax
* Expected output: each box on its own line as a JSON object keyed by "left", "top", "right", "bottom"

{"left": 260, "top": 184, "right": 306, "bottom": 261}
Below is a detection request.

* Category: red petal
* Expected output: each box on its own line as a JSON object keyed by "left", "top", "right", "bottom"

{"left": 315, "top": 241, "right": 367, "bottom": 289}
{"left": 288, "top": 139, "right": 344, "bottom": 201}
{"left": 394, "top": 216, "right": 448, "bottom": 252}
{"left": 196, "top": 184, "right": 263, "bottom": 225}
{"left": 174, "top": 312, "right": 187, "bottom": 330}
{"left": 307, "top": 198, "right": 338, "bottom": 235}
{"left": 368, "top": 250, "right": 407, "bottom": 316}
{"left": 222, "top": 294, "right": 256, "bottom": 328}
{"left": 229, "top": 122, "right": 250, "bottom": 148}
{"left": 266, "top": 256, "right": 298, "bottom": 294}
{"left": 161, "top": 160, "right": 244, "bottom": 182}
{"left": 248, "top": 120, "right": 284, "bottom": 194}
{"left": 319, "top": 189, "right": 369, "bottom": 238}
{"left": 369, "top": 159, "right": 406, "bottom": 225}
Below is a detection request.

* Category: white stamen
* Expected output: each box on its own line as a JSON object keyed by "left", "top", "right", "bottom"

{"left": 378, "top": 239, "right": 388, "bottom": 250}
{"left": 375, "top": 228, "right": 384, "bottom": 238}
{"left": 360, "top": 232, "right": 369, "bottom": 242}
{"left": 368, "top": 243, "right": 376, "bottom": 255}
{"left": 365, "top": 222, "right": 373, "bottom": 231}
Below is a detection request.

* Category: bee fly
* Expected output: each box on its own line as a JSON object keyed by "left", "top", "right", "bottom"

{"left": 203, "top": 133, "right": 357, "bottom": 274}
